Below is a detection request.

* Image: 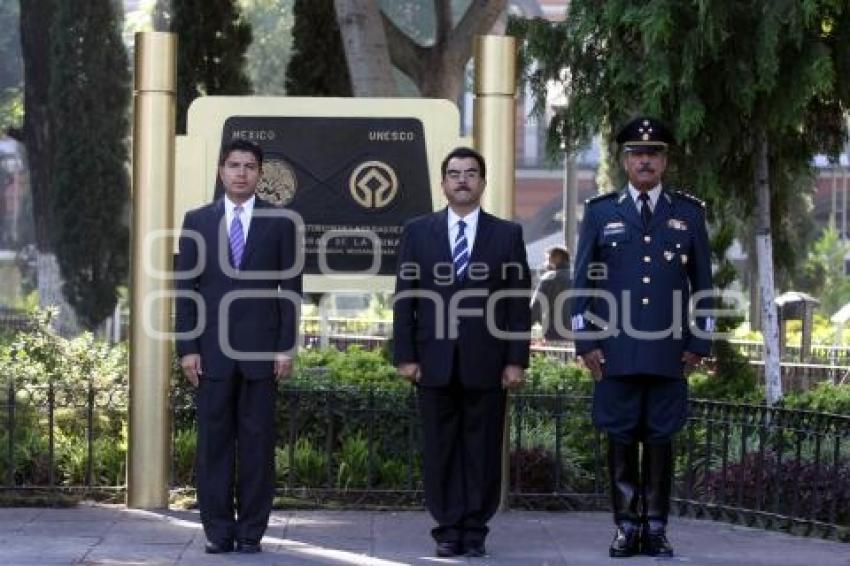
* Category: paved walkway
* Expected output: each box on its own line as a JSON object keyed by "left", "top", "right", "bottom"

{"left": 0, "top": 505, "right": 846, "bottom": 565}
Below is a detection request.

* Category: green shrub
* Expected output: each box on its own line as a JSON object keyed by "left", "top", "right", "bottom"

{"left": 277, "top": 438, "right": 328, "bottom": 487}
{"left": 336, "top": 432, "right": 369, "bottom": 489}
{"left": 781, "top": 382, "right": 850, "bottom": 415}
{"left": 525, "top": 354, "right": 593, "bottom": 394}
{"left": 172, "top": 427, "right": 196, "bottom": 486}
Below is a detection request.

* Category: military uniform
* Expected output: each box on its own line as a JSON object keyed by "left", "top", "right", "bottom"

{"left": 570, "top": 117, "right": 714, "bottom": 557}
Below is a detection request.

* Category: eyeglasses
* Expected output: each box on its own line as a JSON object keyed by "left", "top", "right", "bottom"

{"left": 445, "top": 169, "right": 480, "bottom": 181}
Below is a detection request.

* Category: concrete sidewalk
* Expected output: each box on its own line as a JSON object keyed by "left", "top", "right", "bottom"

{"left": 0, "top": 504, "right": 846, "bottom": 565}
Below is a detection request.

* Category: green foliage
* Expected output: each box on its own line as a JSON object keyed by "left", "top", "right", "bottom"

{"left": 512, "top": 0, "right": 850, "bottom": 287}
{"left": 525, "top": 354, "right": 593, "bottom": 394}
{"left": 239, "top": 0, "right": 294, "bottom": 95}
{"left": 49, "top": 0, "right": 131, "bottom": 329}
{"left": 796, "top": 227, "right": 850, "bottom": 315}
{"left": 781, "top": 381, "right": 850, "bottom": 415}
{"left": 172, "top": 426, "right": 197, "bottom": 486}
{"left": 0, "top": 309, "right": 127, "bottom": 485}
{"left": 285, "top": 0, "right": 352, "bottom": 96}
{"left": 276, "top": 439, "right": 328, "bottom": 486}
{"left": 335, "top": 432, "right": 369, "bottom": 489}
{"left": 690, "top": 340, "right": 762, "bottom": 403}
{"left": 326, "top": 345, "right": 399, "bottom": 389}
{"left": 173, "top": 0, "right": 253, "bottom": 133}
{"left": 0, "top": 0, "right": 22, "bottom": 131}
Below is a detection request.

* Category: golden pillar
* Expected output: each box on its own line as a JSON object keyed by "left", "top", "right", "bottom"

{"left": 473, "top": 35, "right": 518, "bottom": 511}
{"left": 128, "top": 32, "right": 177, "bottom": 508}
{"left": 473, "top": 35, "right": 517, "bottom": 219}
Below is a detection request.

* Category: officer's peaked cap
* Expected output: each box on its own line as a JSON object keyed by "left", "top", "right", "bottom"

{"left": 616, "top": 116, "right": 674, "bottom": 152}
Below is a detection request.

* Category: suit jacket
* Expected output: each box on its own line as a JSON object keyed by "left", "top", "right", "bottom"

{"left": 392, "top": 208, "right": 531, "bottom": 389}
{"left": 570, "top": 186, "right": 713, "bottom": 379}
{"left": 174, "top": 197, "right": 302, "bottom": 379}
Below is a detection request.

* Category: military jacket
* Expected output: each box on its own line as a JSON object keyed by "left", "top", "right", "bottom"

{"left": 570, "top": 187, "right": 714, "bottom": 379}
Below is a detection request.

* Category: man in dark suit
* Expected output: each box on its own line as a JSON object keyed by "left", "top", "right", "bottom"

{"left": 175, "top": 139, "right": 302, "bottom": 554}
{"left": 393, "top": 146, "right": 531, "bottom": 558}
{"left": 571, "top": 117, "right": 714, "bottom": 558}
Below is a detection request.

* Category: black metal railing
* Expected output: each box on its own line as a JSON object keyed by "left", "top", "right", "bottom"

{"left": 1, "top": 381, "right": 848, "bottom": 540}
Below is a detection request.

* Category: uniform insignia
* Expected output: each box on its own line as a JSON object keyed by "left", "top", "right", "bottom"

{"left": 586, "top": 191, "right": 618, "bottom": 205}
{"left": 603, "top": 221, "right": 626, "bottom": 235}
{"left": 664, "top": 251, "right": 675, "bottom": 261}
{"left": 674, "top": 190, "right": 706, "bottom": 208}
{"left": 668, "top": 218, "right": 688, "bottom": 231}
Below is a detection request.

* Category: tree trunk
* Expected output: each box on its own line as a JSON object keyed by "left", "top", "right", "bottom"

{"left": 334, "top": 0, "right": 397, "bottom": 96}
{"left": 383, "top": 0, "right": 507, "bottom": 102}
{"left": 754, "top": 129, "right": 782, "bottom": 405}
{"left": 37, "top": 252, "right": 79, "bottom": 336}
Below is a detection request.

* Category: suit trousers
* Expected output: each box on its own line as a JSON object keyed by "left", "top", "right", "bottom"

{"left": 195, "top": 372, "right": 277, "bottom": 544}
{"left": 417, "top": 374, "right": 506, "bottom": 546}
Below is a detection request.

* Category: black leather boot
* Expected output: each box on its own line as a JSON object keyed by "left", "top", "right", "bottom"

{"left": 641, "top": 442, "right": 674, "bottom": 557}
{"left": 608, "top": 441, "right": 641, "bottom": 558}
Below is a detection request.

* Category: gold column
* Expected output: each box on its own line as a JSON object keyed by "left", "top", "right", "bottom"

{"left": 473, "top": 35, "right": 518, "bottom": 512}
{"left": 473, "top": 35, "right": 517, "bottom": 219}
{"left": 128, "top": 32, "right": 177, "bottom": 509}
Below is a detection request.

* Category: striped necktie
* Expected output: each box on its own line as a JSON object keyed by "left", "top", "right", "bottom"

{"left": 229, "top": 205, "right": 245, "bottom": 269}
{"left": 453, "top": 219, "right": 469, "bottom": 280}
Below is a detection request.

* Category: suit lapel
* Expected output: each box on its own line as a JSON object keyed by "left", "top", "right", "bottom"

{"left": 469, "top": 210, "right": 493, "bottom": 264}
{"left": 207, "top": 199, "right": 228, "bottom": 272}
{"left": 240, "top": 197, "right": 272, "bottom": 268}
{"left": 615, "top": 188, "right": 643, "bottom": 231}
{"left": 431, "top": 208, "right": 453, "bottom": 264}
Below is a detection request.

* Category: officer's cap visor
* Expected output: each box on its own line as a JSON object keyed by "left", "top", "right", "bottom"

{"left": 622, "top": 143, "right": 667, "bottom": 154}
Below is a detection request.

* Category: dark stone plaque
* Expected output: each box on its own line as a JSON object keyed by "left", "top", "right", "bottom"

{"left": 216, "top": 116, "right": 433, "bottom": 275}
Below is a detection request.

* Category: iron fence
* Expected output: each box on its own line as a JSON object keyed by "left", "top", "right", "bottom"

{"left": 1, "top": 380, "right": 848, "bottom": 540}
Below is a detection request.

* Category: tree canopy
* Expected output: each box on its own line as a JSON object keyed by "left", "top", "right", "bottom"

{"left": 512, "top": 0, "right": 850, "bottom": 403}
{"left": 173, "top": 0, "right": 253, "bottom": 133}
{"left": 49, "top": 0, "right": 131, "bottom": 329}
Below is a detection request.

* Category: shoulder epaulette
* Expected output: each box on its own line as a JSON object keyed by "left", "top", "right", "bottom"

{"left": 585, "top": 191, "right": 618, "bottom": 205}
{"left": 674, "top": 190, "right": 706, "bottom": 209}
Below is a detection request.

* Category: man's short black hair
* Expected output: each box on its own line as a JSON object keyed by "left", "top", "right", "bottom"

{"left": 441, "top": 146, "right": 486, "bottom": 180}
{"left": 219, "top": 139, "right": 264, "bottom": 167}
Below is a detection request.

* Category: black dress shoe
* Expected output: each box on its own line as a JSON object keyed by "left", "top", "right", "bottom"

{"left": 465, "top": 541, "right": 486, "bottom": 557}
{"left": 236, "top": 540, "right": 262, "bottom": 553}
{"left": 204, "top": 540, "right": 234, "bottom": 554}
{"left": 609, "top": 524, "right": 640, "bottom": 558}
{"left": 435, "top": 541, "right": 461, "bottom": 557}
{"left": 642, "top": 528, "right": 674, "bottom": 557}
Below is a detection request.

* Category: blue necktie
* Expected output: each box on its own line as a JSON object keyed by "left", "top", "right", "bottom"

{"left": 453, "top": 219, "right": 469, "bottom": 280}
{"left": 229, "top": 206, "right": 245, "bottom": 269}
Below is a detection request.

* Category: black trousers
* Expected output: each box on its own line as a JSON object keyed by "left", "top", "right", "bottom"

{"left": 195, "top": 372, "right": 277, "bottom": 545}
{"left": 417, "top": 376, "right": 506, "bottom": 546}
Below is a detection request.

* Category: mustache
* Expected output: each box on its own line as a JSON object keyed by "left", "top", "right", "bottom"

{"left": 638, "top": 165, "right": 655, "bottom": 173}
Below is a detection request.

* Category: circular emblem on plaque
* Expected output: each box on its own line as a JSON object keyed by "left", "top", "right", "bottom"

{"left": 256, "top": 158, "right": 296, "bottom": 205}
{"left": 349, "top": 161, "right": 399, "bottom": 209}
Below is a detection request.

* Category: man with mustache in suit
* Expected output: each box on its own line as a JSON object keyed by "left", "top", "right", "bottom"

{"left": 393, "top": 146, "right": 531, "bottom": 558}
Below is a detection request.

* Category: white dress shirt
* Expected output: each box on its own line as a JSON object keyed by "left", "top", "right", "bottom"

{"left": 224, "top": 194, "right": 255, "bottom": 243}
{"left": 447, "top": 207, "right": 480, "bottom": 256}
{"left": 628, "top": 183, "right": 662, "bottom": 214}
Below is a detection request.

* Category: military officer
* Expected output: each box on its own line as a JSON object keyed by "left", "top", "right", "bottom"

{"left": 570, "top": 116, "right": 714, "bottom": 558}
